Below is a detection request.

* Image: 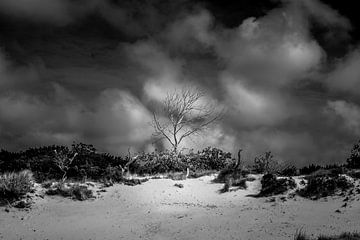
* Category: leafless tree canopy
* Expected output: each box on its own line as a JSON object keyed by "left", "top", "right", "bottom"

{"left": 152, "top": 87, "right": 223, "bottom": 152}
{"left": 53, "top": 150, "right": 78, "bottom": 181}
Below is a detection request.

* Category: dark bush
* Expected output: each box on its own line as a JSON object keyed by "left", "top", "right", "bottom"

{"left": 299, "top": 164, "right": 322, "bottom": 175}
{"left": 279, "top": 165, "right": 298, "bottom": 177}
{"left": 129, "top": 147, "right": 231, "bottom": 175}
{"left": 258, "top": 174, "right": 296, "bottom": 197}
{"left": 214, "top": 167, "right": 245, "bottom": 183}
{"left": 0, "top": 144, "right": 230, "bottom": 182}
{"left": 347, "top": 169, "right": 360, "bottom": 179}
{"left": 347, "top": 140, "right": 360, "bottom": 169}
{"left": 0, "top": 143, "right": 127, "bottom": 182}
{"left": 294, "top": 231, "right": 360, "bottom": 240}
{"left": 298, "top": 174, "right": 353, "bottom": 199}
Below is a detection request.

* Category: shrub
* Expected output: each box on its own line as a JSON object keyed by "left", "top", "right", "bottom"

{"left": 220, "top": 177, "right": 247, "bottom": 193}
{"left": 347, "top": 140, "right": 360, "bottom": 169}
{"left": 253, "top": 151, "right": 282, "bottom": 174}
{"left": 215, "top": 163, "right": 248, "bottom": 193}
{"left": 258, "top": 174, "right": 296, "bottom": 197}
{"left": 299, "top": 164, "right": 322, "bottom": 175}
{"left": 0, "top": 143, "right": 127, "bottom": 182}
{"left": 0, "top": 170, "right": 34, "bottom": 201}
{"left": 294, "top": 231, "right": 360, "bottom": 240}
{"left": 129, "top": 147, "right": 231, "bottom": 175}
{"left": 103, "top": 165, "right": 124, "bottom": 182}
{"left": 45, "top": 183, "right": 94, "bottom": 201}
{"left": 70, "top": 184, "right": 94, "bottom": 201}
{"left": 347, "top": 169, "right": 360, "bottom": 179}
{"left": 298, "top": 174, "right": 353, "bottom": 199}
{"left": 189, "top": 169, "right": 217, "bottom": 178}
{"left": 215, "top": 167, "right": 248, "bottom": 183}
{"left": 0, "top": 144, "right": 231, "bottom": 181}
{"left": 279, "top": 165, "right": 298, "bottom": 177}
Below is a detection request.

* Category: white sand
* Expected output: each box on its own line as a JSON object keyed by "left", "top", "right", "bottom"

{"left": 1, "top": 175, "right": 359, "bottom": 240}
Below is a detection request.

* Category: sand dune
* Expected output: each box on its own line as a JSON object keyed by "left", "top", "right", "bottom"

{"left": 1, "top": 175, "right": 359, "bottom": 240}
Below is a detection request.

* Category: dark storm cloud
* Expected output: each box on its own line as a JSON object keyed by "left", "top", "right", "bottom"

{"left": 0, "top": 0, "right": 359, "bottom": 165}
{"left": 0, "top": 0, "right": 193, "bottom": 37}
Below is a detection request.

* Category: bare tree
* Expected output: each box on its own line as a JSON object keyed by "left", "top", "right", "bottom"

{"left": 53, "top": 149, "right": 78, "bottom": 182}
{"left": 152, "top": 87, "right": 222, "bottom": 152}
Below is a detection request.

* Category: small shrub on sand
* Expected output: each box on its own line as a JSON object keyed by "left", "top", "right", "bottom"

{"left": 45, "top": 183, "right": 94, "bottom": 201}
{"left": 294, "top": 231, "right": 360, "bottom": 240}
{"left": 215, "top": 158, "right": 246, "bottom": 184}
{"left": 123, "top": 178, "right": 149, "bottom": 186}
{"left": 189, "top": 169, "right": 217, "bottom": 178}
{"left": 220, "top": 177, "right": 247, "bottom": 193}
{"left": 0, "top": 170, "right": 34, "bottom": 201}
{"left": 259, "top": 174, "right": 296, "bottom": 197}
{"left": 298, "top": 174, "right": 353, "bottom": 199}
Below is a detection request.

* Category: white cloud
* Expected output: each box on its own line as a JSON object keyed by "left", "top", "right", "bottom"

{"left": 327, "top": 100, "right": 360, "bottom": 134}
{"left": 222, "top": 76, "right": 295, "bottom": 126}
{"left": 327, "top": 50, "right": 360, "bottom": 95}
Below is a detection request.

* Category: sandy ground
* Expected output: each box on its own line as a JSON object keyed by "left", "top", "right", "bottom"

{"left": 0, "top": 175, "right": 359, "bottom": 240}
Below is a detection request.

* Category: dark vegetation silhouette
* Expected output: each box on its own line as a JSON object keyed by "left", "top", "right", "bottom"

{"left": 347, "top": 140, "right": 360, "bottom": 169}
{"left": 0, "top": 143, "right": 232, "bottom": 183}
{"left": 294, "top": 230, "right": 360, "bottom": 240}
{"left": 1, "top": 138, "right": 360, "bottom": 203}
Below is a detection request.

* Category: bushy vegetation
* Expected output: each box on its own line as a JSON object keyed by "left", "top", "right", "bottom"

{"left": 220, "top": 177, "right": 247, "bottom": 193}
{"left": 294, "top": 231, "right": 360, "bottom": 240}
{"left": 0, "top": 170, "right": 34, "bottom": 202}
{"left": 253, "top": 151, "right": 280, "bottom": 174}
{"left": 129, "top": 147, "right": 231, "bottom": 175}
{"left": 0, "top": 144, "right": 231, "bottom": 183}
{"left": 0, "top": 143, "right": 127, "bottom": 182}
{"left": 259, "top": 173, "right": 296, "bottom": 197}
{"left": 279, "top": 165, "right": 298, "bottom": 177}
{"left": 347, "top": 169, "right": 360, "bottom": 179}
{"left": 347, "top": 140, "right": 360, "bottom": 169}
{"left": 299, "top": 164, "right": 322, "bottom": 175}
{"left": 45, "top": 182, "right": 94, "bottom": 201}
{"left": 298, "top": 174, "right": 353, "bottom": 199}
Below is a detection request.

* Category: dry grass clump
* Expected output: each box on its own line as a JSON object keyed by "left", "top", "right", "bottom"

{"left": 294, "top": 231, "right": 360, "bottom": 240}
{"left": 45, "top": 182, "right": 94, "bottom": 201}
{"left": 0, "top": 170, "right": 34, "bottom": 202}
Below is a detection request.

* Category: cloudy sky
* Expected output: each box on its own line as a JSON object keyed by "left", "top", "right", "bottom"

{"left": 0, "top": 0, "right": 359, "bottom": 166}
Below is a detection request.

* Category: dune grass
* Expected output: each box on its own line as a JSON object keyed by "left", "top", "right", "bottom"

{"left": 0, "top": 170, "right": 34, "bottom": 202}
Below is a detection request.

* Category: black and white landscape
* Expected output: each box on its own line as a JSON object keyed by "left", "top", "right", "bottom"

{"left": 0, "top": 1, "right": 360, "bottom": 239}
